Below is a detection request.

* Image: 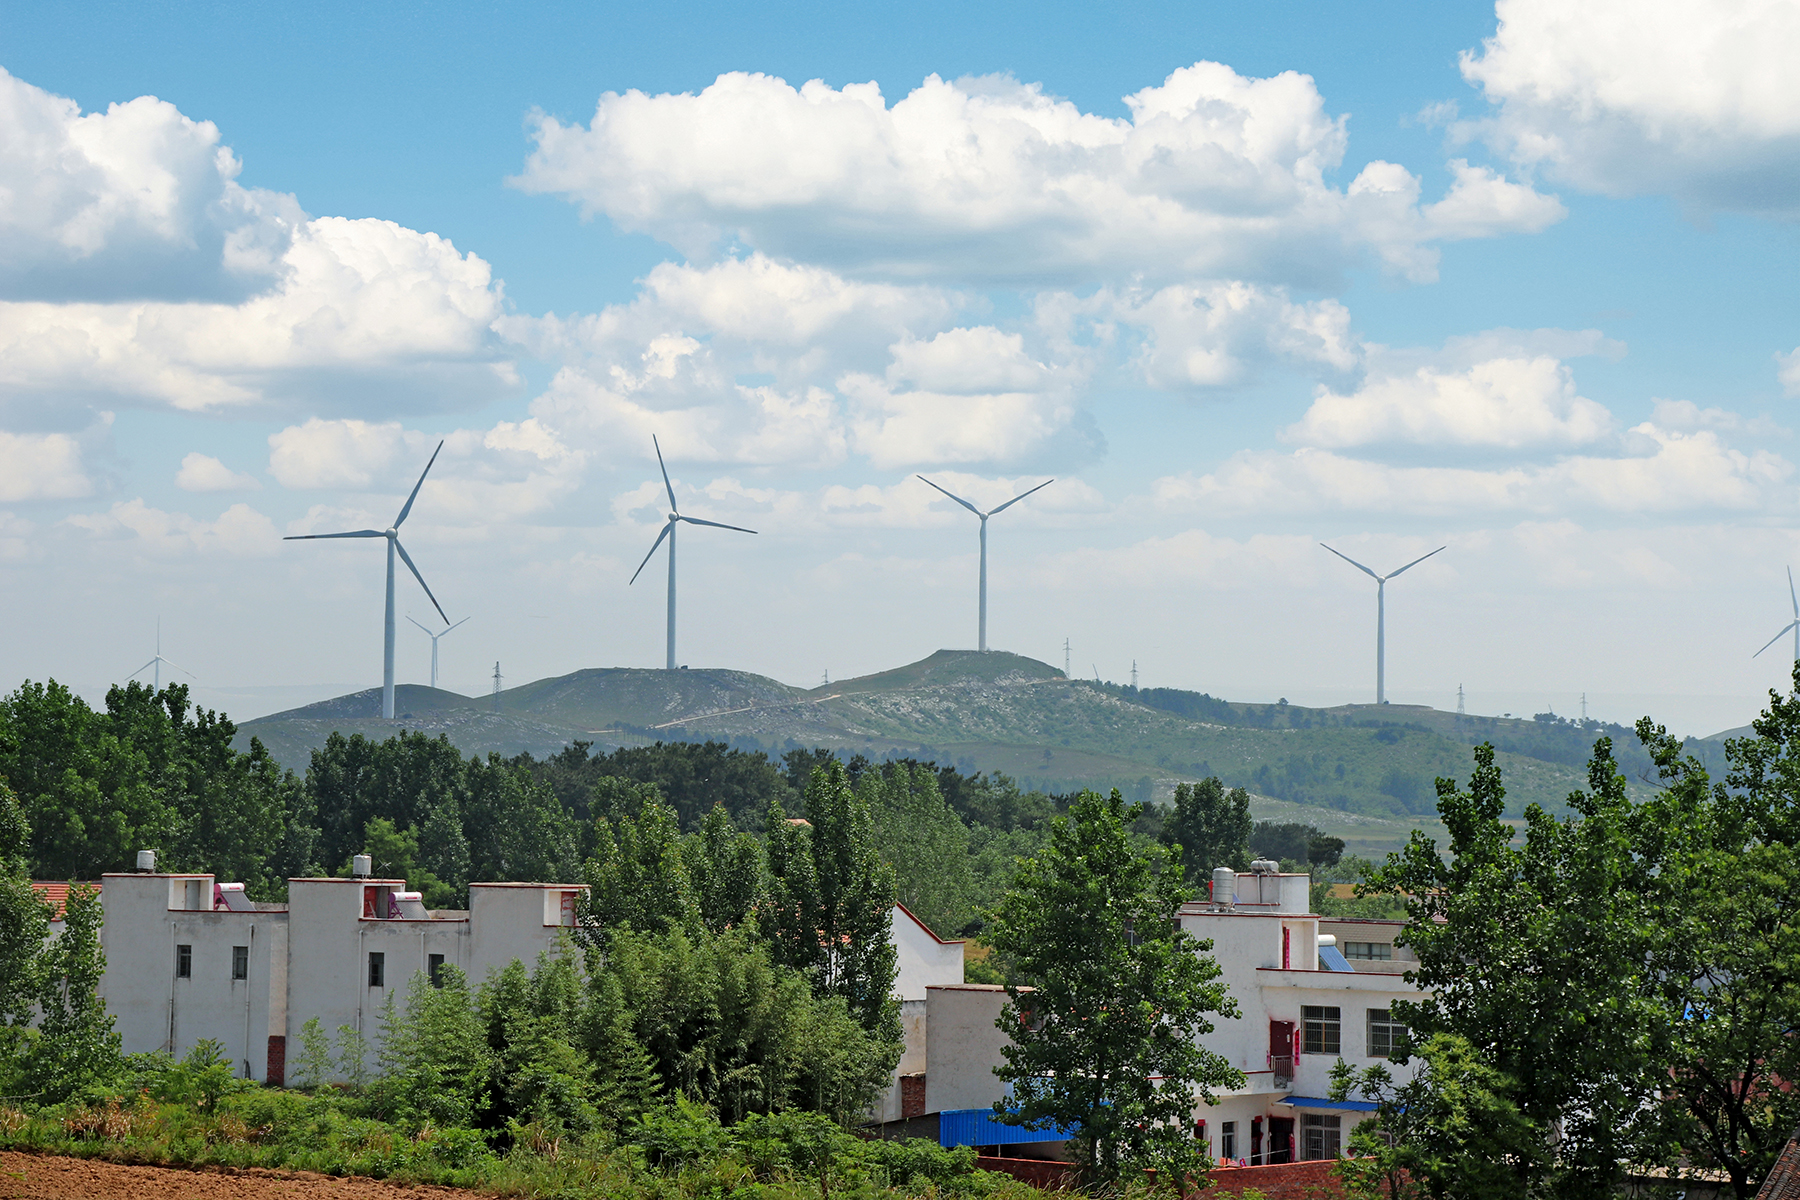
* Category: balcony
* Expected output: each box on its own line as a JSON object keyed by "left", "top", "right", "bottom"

{"left": 1270, "top": 1055, "right": 1296, "bottom": 1088}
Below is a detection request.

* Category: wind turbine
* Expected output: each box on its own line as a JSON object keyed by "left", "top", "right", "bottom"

{"left": 1753, "top": 567, "right": 1800, "bottom": 665}
{"left": 629, "top": 436, "right": 756, "bottom": 670}
{"left": 285, "top": 442, "right": 449, "bottom": 719}
{"left": 406, "top": 615, "right": 470, "bottom": 691}
{"left": 1321, "top": 542, "right": 1446, "bottom": 705}
{"left": 129, "top": 619, "right": 193, "bottom": 691}
{"left": 916, "top": 475, "right": 1053, "bottom": 652}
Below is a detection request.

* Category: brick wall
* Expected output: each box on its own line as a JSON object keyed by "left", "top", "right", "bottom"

{"left": 265, "top": 1035, "right": 286, "bottom": 1088}
{"left": 976, "top": 1155, "right": 1078, "bottom": 1190}
{"left": 1194, "top": 1158, "right": 1351, "bottom": 1199}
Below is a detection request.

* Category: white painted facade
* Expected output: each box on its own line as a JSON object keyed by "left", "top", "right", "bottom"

{"left": 912, "top": 870, "right": 1425, "bottom": 1165}
{"left": 99, "top": 870, "right": 585, "bottom": 1083}
{"left": 873, "top": 903, "right": 966, "bottom": 1124}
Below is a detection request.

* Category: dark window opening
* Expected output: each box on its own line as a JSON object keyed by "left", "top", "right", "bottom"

{"left": 368, "top": 951, "right": 385, "bottom": 988}
{"left": 1302, "top": 1005, "right": 1341, "bottom": 1054}
{"left": 1302, "top": 1114, "right": 1341, "bottom": 1159}
{"left": 175, "top": 944, "right": 192, "bottom": 979}
{"left": 1221, "top": 1121, "right": 1237, "bottom": 1161}
{"left": 231, "top": 945, "right": 248, "bottom": 981}
{"left": 1343, "top": 941, "right": 1393, "bottom": 960}
{"left": 1368, "top": 1008, "right": 1406, "bottom": 1058}
{"left": 427, "top": 953, "right": 445, "bottom": 987}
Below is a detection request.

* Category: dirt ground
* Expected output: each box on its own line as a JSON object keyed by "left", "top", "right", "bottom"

{"left": 0, "top": 1152, "right": 487, "bottom": 1200}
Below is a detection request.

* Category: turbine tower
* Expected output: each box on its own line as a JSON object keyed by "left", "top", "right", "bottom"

{"left": 916, "top": 475, "right": 1053, "bottom": 652}
{"left": 629, "top": 436, "right": 756, "bottom": 670}
{"left": 406, "top": 615, "right": 470, "bottom": 691}
{"left": 286, "top": 442, "right": 449, "bottom": 719}
{"left": 129, "top": 619, "right": 193, "bottom": 691}
{"left": 1321, "top": 542, "right": 1446, "bottom": 705}
{"left": 1753, "top": 566, "right": 1800, "bottom": 664}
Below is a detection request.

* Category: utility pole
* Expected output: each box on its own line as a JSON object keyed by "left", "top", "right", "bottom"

{"left": 491, "top": 662, "right": 503, "bottom": 713}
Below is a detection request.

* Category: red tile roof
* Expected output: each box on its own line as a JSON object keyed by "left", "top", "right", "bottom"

{"left": 1759, "top": 1127, "right": 1800, "bottom": 1199}
{"left": 30, "top": 881, "right": 71, "bottom": 920}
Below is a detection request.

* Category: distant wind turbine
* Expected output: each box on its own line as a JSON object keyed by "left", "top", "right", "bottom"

{"left": 407, "top": 615, "right": 470, "bottom": 691}
{"left": 1321, "top": 543, "right": 1446, "bottom": 705}
{"left": 285, "top": 442, "right": 449, "bottom": 719}
{"left": 629, "top": 436, "right": 756, "bottom": 670}
{"left": 129, "top": 619, "right": 193, "bottom": 691}
{"left": 1753, "top": 566, "right": 1800, "bottom": 664}
{"left": 916, "top": 475, "right": 1053, "bottom": 653}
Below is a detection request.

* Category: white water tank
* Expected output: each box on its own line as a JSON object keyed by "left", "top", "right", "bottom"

{"left": 1250, "top": 858, "right": 1281, "bottom": 874}
{"left": 352, "top": 854, "right": 373, "bottom": 878}
{"left": 135, "top": 849, "right": 156, "bottom": 873}
{"left": 1212, "top": 867, "right": 1236, "bottom": 905}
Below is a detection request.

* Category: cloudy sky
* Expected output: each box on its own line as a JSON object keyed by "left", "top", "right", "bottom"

{"left": 5, "top": 0, "right": 1799, "bottom": 736}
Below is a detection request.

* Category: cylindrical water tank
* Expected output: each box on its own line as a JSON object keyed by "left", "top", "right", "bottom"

{"left": 136, "top": 849, "right": 156, "bottom": 872}
{"left": 1318, "top": 934, "right": 1337, "bottom": 947}
{"left": 352, "top": 854, "right": 373, "bottom": 877}
{"left": 1251, "top": 858, "right": 1281, "bottom": 874}
{"left": 1212, "top": 867, "right": 1236, "bottom": 905}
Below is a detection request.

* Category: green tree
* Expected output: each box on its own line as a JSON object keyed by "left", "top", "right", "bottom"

{"left": 465, "top": 753, "right": 581, "bottom": 885}
{"left": 0, "top": 784, "right": 50, "bottom": 1092}
{"left": 985, "top": 788, "right": 1243, "bottom": 1185}
{"left": 344, "top": 817, "right": 458, "bottom": 909}
{"left": 29, "top": 883, "right": 121, "bottom": 1100}
{"left": 686, "top": 803, "right": 763, "bottom": 934}
{"left": 1330, "top": 1033, "right": 1544, "bottom": 1200}
{"left": 861, "top": 762, "right": 976, "bottom": 937}
{"left": 1159, "top": 777, "right": 1251, "bottom": 883}
{"left": 765, "top": 763, "right": 902, "bottom": 1050}
{"left": 582, "top": 790, "right": 699, "bottom": 939}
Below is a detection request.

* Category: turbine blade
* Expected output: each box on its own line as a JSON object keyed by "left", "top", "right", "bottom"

{"left": 988, "top": 477, "right": 1055, "bottom": 516}
{"left": 629, "top": 519, "right": 674, "bottom": 585}
{"left": 393, "top": 539, "right": 449, "bottom": 624}
{"left": 284, "top": 529, "right": 385, "bottom": 540}
{"left": 394, "top": 440, "right": 445, "bottom": 528}
{"left": 445, "top": 616, "right": 471, "bottom": 633}
{"left": 1790, "top": 566, "right": 1796, "bottom": 619}
{"left": 128, "top": 658, "right": 158, "bottom": 679}
{"left": 160, "top": 658, "right": 196, "bottom": 679}
{"left": 916, "top": 475, "right": 982, "bottom": 516}
{"left": 1753, "top": 622, "right": 1799, "bottom": 658}
{"left": 406, "top": 615, "right": 433, "bottom": 634}
{"left": 1384, "top": 545, "right": 1448, "bottom": 581}
{"left": 1320, "top": 543, "right": 1381, "bottom": 580}
{"left": 653, "top": 435, "right": 679, "bottom": 513}
{"left": 677, "top": 514, "right": 758, "bottom": 534}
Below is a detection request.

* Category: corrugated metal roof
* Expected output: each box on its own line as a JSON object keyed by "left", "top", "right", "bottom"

{"left": 939, "top": 1108, "right": 1076, "bottom": 1148}
{"left": 1278, "top": 1096, "right": 1379, "bottom": 1112}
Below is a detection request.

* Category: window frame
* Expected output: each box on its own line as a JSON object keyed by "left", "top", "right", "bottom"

{"left": 1301, "top": 1113, "right": 1342, "bottom": 1159}
{"left": 1367, "top": 1008, "right": 1407, "bottom": 1058}
{"left": 368, "top": 950, "right": 385, "bottom": 988}
{"left": 1301, "top": 1005, "right": 1341, "bottom": 1055}
{"left": 427, "top": 953, "right": 445, "bottom": 988}
{"left": 230, "top": 945, "right": 248, "bottom": 981}
{"left": 1343, "top": 941, "right": 1393, "bottom": 961}
{"left": 1221, "top": 1121, "right": 1237, "bottom": 1161}
{"left": 175, "top": 943, "right": 192, "bottom": 979}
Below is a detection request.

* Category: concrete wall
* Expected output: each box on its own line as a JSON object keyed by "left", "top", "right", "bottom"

{"left": 925, "top": 984, "right": 1018, "bottom": 1115}
{"left": 892, "top": 904, "right": 964, "bottom": 1002}
{"left": 1319, "top": 918, "right": 1415, "bottom": 973}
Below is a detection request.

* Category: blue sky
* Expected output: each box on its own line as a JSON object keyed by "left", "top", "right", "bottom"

{"left": 4, "top": 0, "right": 1799, "bottom": 736}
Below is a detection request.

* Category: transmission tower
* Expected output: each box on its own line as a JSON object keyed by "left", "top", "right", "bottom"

{"left": 1131, "top": 660, "right": 1138, "bottom": 690}
{"left": 1456, "top": 684, "right": 1465, "bottom": 716}
{"left": 1581, "top": 692, "right": 1587, "bottom": 722}
{"left": 1063, "top": 637, "right": 1071, "bottom": 678}
{"left": 491, "top": 662, "right": 503, "bottom": 713}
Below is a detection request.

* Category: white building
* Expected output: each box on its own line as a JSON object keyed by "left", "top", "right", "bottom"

{"left": 913, "top": 865, "right": 1425, "bottom": 1164}
{"left": 98, "top": 866, "right": 585, "bottom": 1084}
{"left": 873, "top": 903, "right": 966, "bottom": 1125}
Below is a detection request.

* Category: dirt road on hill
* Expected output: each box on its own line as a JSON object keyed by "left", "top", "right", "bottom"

{"left": 0, "top": 1153, "right": 486, "bottom": 1200}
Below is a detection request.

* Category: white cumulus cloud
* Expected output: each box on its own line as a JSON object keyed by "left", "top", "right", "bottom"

{"left": 66, "top": 499, "right": 280, "bottom": 556}
{"left": 175, "top": 452, "right": 259, "bottom": 492}
{"left": 0, "top": 429, "right": 93, "bottom": 501}
{"left": 513, "top": 64, "right": 1561, "bottom": 287}
{"left": 1462, "top": 0, "right": 1800, "bottom": 214}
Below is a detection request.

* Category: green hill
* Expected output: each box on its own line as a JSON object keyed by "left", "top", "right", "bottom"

{"left": 236, "top": 648, "right": 1704, "bottom": 854}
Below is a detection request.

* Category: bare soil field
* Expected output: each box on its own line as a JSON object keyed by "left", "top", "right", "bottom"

{"left": 0, "top": 1153, "right": 484, "bottom": 1200}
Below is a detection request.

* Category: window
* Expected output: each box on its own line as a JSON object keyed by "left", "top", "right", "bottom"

{"left": 428, "top": 953, "right": 445, "bottom": 988}
{"left": 1343, "top": 941, "right": 1393, "bottom": 961}
{"left": 231, "top": 945, "right": 248, "bottom": 981}
{"left": 175, "top": 944, "right": 192, "bottom": 979}
{"left": 1368, "top": 1008, "right": 1407, "bottom": 1058}
{"left": 368, "top": 951, "right": 385, "bottom": 988}
{"left": 1221, "top": 1121, "right": 1237, "bottom": 1161}
{"left": 1302, "top": 1114, "right": 1341, "bottom": 1159}
{"left": 1302, "top": 1005, "right": 1340, "bottom": 1054}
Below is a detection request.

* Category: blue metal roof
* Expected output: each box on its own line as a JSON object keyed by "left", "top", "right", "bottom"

{"left": 1318, "top": 945, "right": 1355, "bottom": 972}
{"left": 939, "top": 1108, "right": 1077, "bottom": 1147}
{"left": 1278, "top": 1096, "right": 1379, "bottom": 1112}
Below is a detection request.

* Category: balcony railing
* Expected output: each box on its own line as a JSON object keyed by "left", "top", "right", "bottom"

{"left": 1270, "top": 1055, "right": 1295, "bottom": 1087}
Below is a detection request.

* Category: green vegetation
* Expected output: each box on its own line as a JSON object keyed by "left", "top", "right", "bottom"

{"left": 1351, "top": 668, "right": 1800, "bottom": 1199}
{"left": 985, "top": 788, "right": 1242, "bottom": 1186}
